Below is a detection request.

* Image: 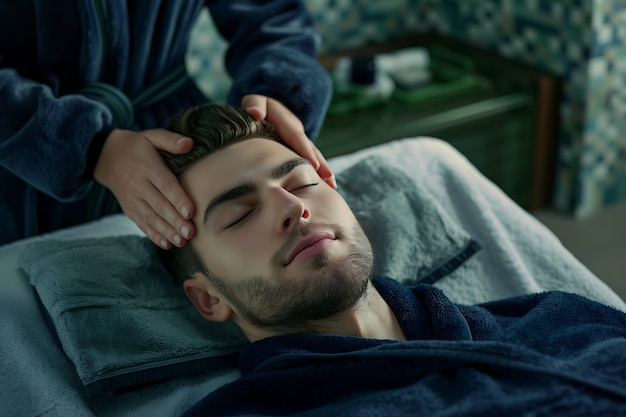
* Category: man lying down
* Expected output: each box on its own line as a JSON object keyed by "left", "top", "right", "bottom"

{"left": 159, "top": 104, "right": 626, "bottom": 416}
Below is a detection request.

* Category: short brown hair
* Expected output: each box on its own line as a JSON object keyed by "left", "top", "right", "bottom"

{"left": 162, "top": 104, "right": 283, "bottom": 176}
{"left": 158, "top": 104, "right": 284, "bottom": 285}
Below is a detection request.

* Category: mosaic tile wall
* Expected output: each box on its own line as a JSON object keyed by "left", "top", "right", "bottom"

{"left": 424, "top": 0, "right": 626, "bottom": 216}
{"left": 186, "top": 0, "right": 626, "bottom": 216}
{"left": 585, "top": 0, "right": 626, "bottom": 214}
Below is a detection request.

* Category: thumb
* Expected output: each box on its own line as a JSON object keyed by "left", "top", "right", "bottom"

{"left": 144, "top": 128, "right": 194, "bottom": 154}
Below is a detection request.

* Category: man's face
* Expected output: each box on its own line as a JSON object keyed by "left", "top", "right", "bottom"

{"left": 181, "top": 138, "right": 373, "bottom": 330}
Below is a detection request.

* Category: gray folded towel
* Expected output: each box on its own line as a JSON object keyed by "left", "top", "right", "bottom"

{"left": 337, "top": 155, "right": 479, "bottom": 284}
{"left": 20, "top": 235, "right": 247, "bottom": 396}
{"left": 18, "top": 155, "right": 478, "bottom": 396}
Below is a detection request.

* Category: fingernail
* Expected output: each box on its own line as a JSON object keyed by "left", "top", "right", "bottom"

{"left": 173, "top": 235, "right": 182, "bottom": 246}
{"left": 181, "top": 206, "right": 189, "bottom": 218}
{"left": 160, "top": 240, "right": 169, "bottom": 249}
{"left": 176, "top": 137, "right": 189, "bottom": 144}
{"left": 324, "top": 174, "right": 337, "bottom": 188}
{"left": 181, "top": 225, "right": 190, "bottom": 239}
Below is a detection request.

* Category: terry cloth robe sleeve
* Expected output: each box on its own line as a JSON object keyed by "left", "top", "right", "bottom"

{"left": 207, "top": 0, "right": 331, "bottom": 140}
{"left": 0, "top": 0, "right": 116, "bottom": 202}
{"left": 0, "top": 68, "right": 114, "bottom": 202}
{"left": 1, "top": 1, "right": 219, "bottom": 241}
{"left": 0, "top": 1, "right": 206, "bottom": 202}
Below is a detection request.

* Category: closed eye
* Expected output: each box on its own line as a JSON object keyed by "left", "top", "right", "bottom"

{"left": 290, "top": 182, "right": 319, "bottom": 193}
{"left": 224, "top": 182, "right": 318, "bottom": 229}
{"left": 225, "top": 208, "right": 255, "bottom": 229}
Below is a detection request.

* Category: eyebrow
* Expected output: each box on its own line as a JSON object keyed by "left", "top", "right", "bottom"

{"left": 202, "top": 157, "right": 310, "bottom": 225}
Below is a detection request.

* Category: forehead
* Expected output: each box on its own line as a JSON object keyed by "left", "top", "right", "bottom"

{"left": 180, "top": 138, "right": 301, "bottom": 214}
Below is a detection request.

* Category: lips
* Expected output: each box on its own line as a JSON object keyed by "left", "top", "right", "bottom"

{"left": 284, "top": 232, "right": 335, "bottom": 266}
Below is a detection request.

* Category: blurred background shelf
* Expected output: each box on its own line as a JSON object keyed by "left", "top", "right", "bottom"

{"left": 317, "top": 35, "right": 561, "bottom": 212}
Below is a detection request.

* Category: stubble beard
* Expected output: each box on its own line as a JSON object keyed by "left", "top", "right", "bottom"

{"left": 216, "top": 222, "right": 374, "bottom": 333}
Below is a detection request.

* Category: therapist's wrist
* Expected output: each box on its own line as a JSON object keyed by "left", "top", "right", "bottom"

{"left": 85, "top": 125, "right": 116, "bottom": 181}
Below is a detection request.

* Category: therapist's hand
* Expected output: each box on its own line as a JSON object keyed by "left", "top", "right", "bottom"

{"left": 242, "top": 94, "right": 336, "bottom": 189}
{"left": 94, "top": 128, "right": 195, "bottom": 249}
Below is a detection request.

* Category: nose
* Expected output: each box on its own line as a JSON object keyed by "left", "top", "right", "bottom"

{"left": 269, "top": 187, "right": 310, "bottom": 233}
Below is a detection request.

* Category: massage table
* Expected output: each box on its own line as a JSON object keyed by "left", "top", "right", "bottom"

{"left": 2, "top": 137, "right": 623, "bottom": 417}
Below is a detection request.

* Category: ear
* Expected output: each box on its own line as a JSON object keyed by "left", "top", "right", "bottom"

{"left": 183, "top": 274, "right": 232, "bottom": 322}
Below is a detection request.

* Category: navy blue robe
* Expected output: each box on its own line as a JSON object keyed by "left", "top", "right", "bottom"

{"left": 0, "top": 0, "right": 331, "bottom": 243}
{"left": 184, "top": 276, "right": 626, "bottom": 416}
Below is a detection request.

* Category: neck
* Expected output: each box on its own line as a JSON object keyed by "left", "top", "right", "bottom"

{"left": 312, "top": 283, "right": 407, "bottom": 341}
{"left": 242, "top": 282, "right": 406, "bottom": 342}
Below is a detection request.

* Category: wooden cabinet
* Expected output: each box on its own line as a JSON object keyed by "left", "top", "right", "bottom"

{"left": 317, "top": 35, "right": 561, "bottom": 211}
